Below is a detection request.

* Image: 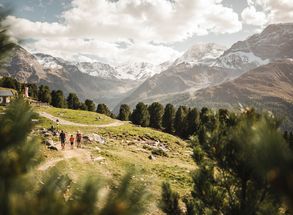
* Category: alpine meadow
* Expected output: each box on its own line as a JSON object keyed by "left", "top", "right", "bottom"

{"left": 0, "top": 1, "right": 293, "bottom": 215}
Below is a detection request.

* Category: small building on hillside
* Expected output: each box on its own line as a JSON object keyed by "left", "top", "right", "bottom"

{"left": 0, "top": 89, "right": 14, "bottom": 105}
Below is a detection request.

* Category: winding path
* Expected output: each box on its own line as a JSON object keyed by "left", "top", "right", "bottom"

{"left": 38, "top": 144, "right": 92, "bottom": 171}
{"left": 39, "top": 112, "right": 125, "bottom": 127}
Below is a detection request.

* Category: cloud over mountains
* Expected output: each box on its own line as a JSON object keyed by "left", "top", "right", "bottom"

{"left": 4, "top": 0, "right": 293, "bottom": 64}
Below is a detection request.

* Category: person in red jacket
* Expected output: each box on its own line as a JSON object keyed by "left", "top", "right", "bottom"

{"left": 69, "top": 135, "right": 75, "bottom": 149}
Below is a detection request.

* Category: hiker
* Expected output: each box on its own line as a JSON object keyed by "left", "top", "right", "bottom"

{"left": 69, "top": 135, "right": 75, "bottom": 149}
{"left": 56, "top": 119, "right": 60, "bottom": 130}
{"left": 59, "top": 130, "right": 66, "bottom": 150}
{"left": 76, "top": 131, "right": 82, "bottom": 148}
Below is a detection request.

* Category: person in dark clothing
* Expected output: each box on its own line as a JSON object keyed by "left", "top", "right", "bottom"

{"left": 76, "top": 131, "right": 82, "bottom": 148}
{"left": 59, "top": 130, "right": 66, "bottom": 150}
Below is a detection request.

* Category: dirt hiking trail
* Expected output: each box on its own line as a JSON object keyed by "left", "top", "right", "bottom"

{"left": 38, "top": 143, "right": 92, "bottom": 171}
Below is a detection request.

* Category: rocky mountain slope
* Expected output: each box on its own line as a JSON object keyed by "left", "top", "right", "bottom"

{"left": 191, "top": 60, "right": 293, "bottom": 104}
{"left": 214, "top": 23, "right": 293, "bottom": 70}
{"left": 185, "top": 60, "right": 293, "bottom": 128}
{"left": 115, "top": 23, "right": 293, "bottom": 112}
{"left": 0, "top": 46, "right": 140, "bottom": 108}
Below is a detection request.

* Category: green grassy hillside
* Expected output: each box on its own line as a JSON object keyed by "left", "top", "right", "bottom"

{"left": 33, "top": 105, "right": 195, "bottom": 215}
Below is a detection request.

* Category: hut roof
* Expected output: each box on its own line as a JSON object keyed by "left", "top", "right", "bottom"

{"left": 0, "top": 90, "right": 14, "bottom": 97}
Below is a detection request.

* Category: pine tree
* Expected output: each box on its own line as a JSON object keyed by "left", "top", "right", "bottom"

{"left": 185, "top": 107, "right": 200, "bottom": 138}
{"left": 67, "top": 93, "right": 80, "bottom": 110}
{"left": 96, "top": 103, "right": 113, "bottom": 117}
{"left": 174, "top": 106, "right": 188, "bottom": 137}
{"left": 38, "top": 85, "right": 52, "bottom": 104}
{"left": 118, "top": 104, "right": 131, "bottom": 121}
{"left": 162, "top": 104, "right": 175, "bottom": 134}
{"left": 160, "top": 183, "right": 183, "bottom": 215}
{"left": 84, "top": 99, "right": 95, "bottom": 112}
{"left": 131, "top": 102, "right": 150, "bottom": 127}
{"left": 0, "top": 77, "right": 21, "bottom": 92}
{"left": 51, "top": 90, "right": 66, "bottom": 108}
{"left": 0, "top": 97, "right": 42, "bottom": 214}
{"left": 79, "top": 102, "right": 88, "bottom": 110}
{"left": 148, "top": 102, "right": 164, "bottom": 129}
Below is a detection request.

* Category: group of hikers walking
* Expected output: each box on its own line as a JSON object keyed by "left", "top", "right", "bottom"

{"left": 59, "top": 130, "right": 82, "bottom": 150}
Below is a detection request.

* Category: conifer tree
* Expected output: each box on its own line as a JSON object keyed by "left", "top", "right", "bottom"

{"left": 51, "top": 90, "right": 66, "bottom": 108}
{"left": 0, "top": 77, "right": 22, "bottom": 92}
{"left": 148, "top": 102, "right": 164, "bottom": 129}
{"left": 96, "top": 103, "right": 113, "bottom": 117}
{"left": 118, "top": 104, "right": 131, "bottom": 121}
{"left": 174, "top": 106, "right": 188, "bottom": 137}
{"left": 84, "top": 99, "right": 95, "bottom": 112}
{"left": 131, "top": 102, "right": 150, "bottom": 127}
{"left": 185, "top": 107, "right": 200, "bottom": 138}
{"left": 160, "top": 183, "right": 183, "bottom": 215}
{"left": 79, "top": 102, "right": 88, "bottom": 110}
{"left": 162, "top": 104, "right": 175, "bottom": 134}
{"left": 67, "top": 93, "right": 80, "bottom": 110}
{"left": 38, "top": 85, "right": 52, "bottom": 104}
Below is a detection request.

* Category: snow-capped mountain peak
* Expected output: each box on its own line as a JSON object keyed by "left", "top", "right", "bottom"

{"left": 75, "top": 62, "right": 119, "bottom": 79}
{"left": 34, "top": 53, "right": 168, "bottom": 81}
{"left": 214, "top": 23, "right": 293, "bottom": 70}
{"left": 34, "top": 53, "right": 64, "bottom": 70}
{"left": 114, "top": 62, "right": 163, "bottom": 80}
{"left": 174, "top": 43, "right": 226, "bottom": 66}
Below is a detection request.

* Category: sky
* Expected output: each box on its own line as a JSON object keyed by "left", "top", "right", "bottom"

{"left": 1, "top": 0, "right": 293, "bottom": 65}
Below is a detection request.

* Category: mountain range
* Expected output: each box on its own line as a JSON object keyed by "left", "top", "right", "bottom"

{"left": 1, "top": 23, "right": 293, "bottom": 127}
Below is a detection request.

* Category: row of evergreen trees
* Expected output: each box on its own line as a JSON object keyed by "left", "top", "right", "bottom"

{"left": 119, "top": 102, "right": 293, "bottom": 145}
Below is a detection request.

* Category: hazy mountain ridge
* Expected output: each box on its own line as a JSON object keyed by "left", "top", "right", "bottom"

{"left": 1, "top": 46, "right": 141, "bottom": 108}
{"left": 35, "top": 53, "right": 169, "bottom": 81}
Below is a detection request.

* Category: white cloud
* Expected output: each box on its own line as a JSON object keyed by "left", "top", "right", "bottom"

{"left": 242, "top": 0, "right": 293, "bottom": 26}
{"left": 241, "top": 6, "right": 267, "bottom": 26}
{"left": 5, "top": 0, "right": 242, "bottom": 64}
